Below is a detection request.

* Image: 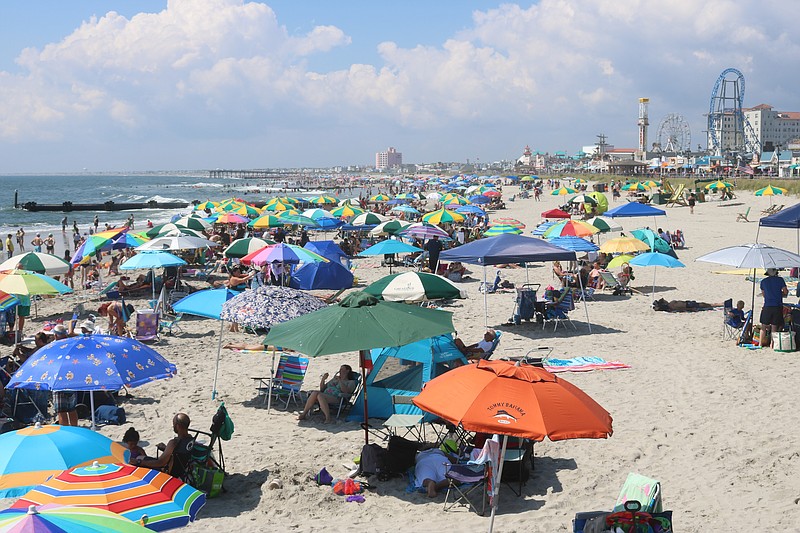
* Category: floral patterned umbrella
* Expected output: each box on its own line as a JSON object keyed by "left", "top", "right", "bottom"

{"left": 220, "top": 285, "right": 328, "bottom": 331}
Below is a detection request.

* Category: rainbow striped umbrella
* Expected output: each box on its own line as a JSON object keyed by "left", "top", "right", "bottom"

{"left": 0, "top": 290, "right": 19, "bottom": 311}
{"left": 0, "top": 270, "right": 72, "bottom": 296}
{"left": 551, "top": 186, "right": 578, "bottom": 195}
{"left": 330, "top": 203, "right": 365, "bottom": 218}
{"left": 241, "top": 243, "right": 328, "bottom": 266}
{"left": 422, "top": 208, "right": 464, "bottom": 225}
{"left": 12, "top": 462, "right": 206, "bottom": 532}
{"left": 542, "top": 220, "right": 599, "bottom": 238}
{"left": 0, "top": 504, "right": 151, "bottom": 532}
{"left": 0, "top": 425, "right": 129, "bottom": 498}
{"left": 489, "top": 218, "right": 525, "bottom": 229}
{"left": 483, "top": 224, "right": 523, "bottom": 237}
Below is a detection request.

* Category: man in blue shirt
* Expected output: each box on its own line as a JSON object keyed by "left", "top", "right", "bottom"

{"left": 760, "top": 268, "right": 788, "bottom": 347}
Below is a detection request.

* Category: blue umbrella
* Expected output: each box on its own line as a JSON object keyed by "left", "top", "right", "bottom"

{"left": 469, "top": 195, "right": 491, "bottom": 204}
{"left": 391, "top": 205, "right": 421, "bottom": 215}
{"left": 172, "top": 288, "right": 237, "bottom": 320}
{"left": 359, "top": 240, "right": 423, "bottom": 256}
{"left": 119, "top": 251, "right": 186, "bottom": 270}
{"left": 545, "top": 236, "right": 600, "bottom": 252}
{"left": 629, "top": 252, "right": 685, "bottom": 302}
{"left": 456, "top": 205, "right": 487, "bottom": 216}
{"left": 310, "top": 217, "right": 344, "bottom": 230}
{"left": 531, "top": 221, "right": 558, "bottom": 236}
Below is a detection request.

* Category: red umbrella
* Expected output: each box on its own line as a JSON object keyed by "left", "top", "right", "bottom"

{"left": 541, "top": 208, "right": 571, "bottom": 219}
{"left": 482, "top": 190, "right": 502, "bottom": 198}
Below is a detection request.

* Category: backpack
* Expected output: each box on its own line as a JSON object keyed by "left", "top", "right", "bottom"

{"left": 358, "top": 443, "right": 387, "bottom": 477}
{"left": 384, "top": 436, "right": 422, "bottom": 475}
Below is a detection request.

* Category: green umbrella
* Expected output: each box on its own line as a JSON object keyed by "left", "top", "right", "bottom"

{"left": 483, "top": 224, "right": 523, "bottom": 237}
{"left": 264, "top": 291, "right": 454, "bottom": 443}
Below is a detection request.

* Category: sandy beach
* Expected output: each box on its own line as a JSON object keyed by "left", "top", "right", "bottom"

{"left": 2, "top": 183, "right": 798, "bottom": 532}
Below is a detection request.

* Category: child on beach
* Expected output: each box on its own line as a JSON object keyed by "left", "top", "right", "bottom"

{"left": 123, "top": 427, "right": 148, "bottom": 464}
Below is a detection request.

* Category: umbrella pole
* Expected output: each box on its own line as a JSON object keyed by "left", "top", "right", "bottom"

{"left": 652, "top": 267, "right": 657, "bottom": 303}
{"left": 750, "top": 268, "right": 757, "bottom": 326}
{"left": 577, "top": 273, "right": 592, "bottom": 333}
{"left": 267, "top": 348, "right": 276, "bottom": 414}
{"left": 151, "top": 268, "right": 156, "bottom": 302}
{"left": 90, "top": 391, "right": 96, "bottom": 431}
{"left": 483, "top": 266, "right": 489, "bottom": 328}
{"left": 212, "top": 320, "right": 225, "bottom": 400}
{"left": 360, "top": 349, "right": 370, "bottom": 445}
{"left": 487, "top": 434, "right": 509, "bottom": 533}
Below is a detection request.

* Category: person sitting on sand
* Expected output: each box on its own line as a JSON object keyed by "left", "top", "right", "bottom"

{"left": 727, "top": 300, "right": 746, "bottom": 328}
{"left": 297, "top": 364, "right": 357, "bottom": 424}
{"left": 445, "top": 261, "right": 467, "bottom": 281}
{"left": 588, "top": 261, "right": 606, "bottom": 289}
{"left": 134, "top": 413, "right": 194, "bottom": 479}
{"left": 454, "top": 330, "right": 497, "bottom": 360}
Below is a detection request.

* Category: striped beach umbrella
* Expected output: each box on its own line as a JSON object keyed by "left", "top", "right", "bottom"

{"left": 586, "top": 216, "right": 622, "bottom": 233}
{"left": 0, "top": 425, "right": 129, "bottom": 498}
{"left": 705, "top": 180, "right": 733, "bottom": 191}
{"left": 755, "top": 185, "right": 786, "bottom": 196}
{"left": 422, "top": 208, "right": 464, "bottom": 225}
{"left": 441, "top": 193, "right": 469, "bottom": 205}
{"left": 369, "top": 193, "right": 391, "bottom": 202}
{"left": 364, "top": 272, "right": 466, "bottom": 302}
{"left": 641, "top": 180, "right": 661, "bottom": 189}
{"left": 331, "top": 203, "right": 365, "bottom": 219}
{"left": 12, "top": 462, "right": 206, "bottom": 531}
{"left": 0, "top": 504, "right": 152, "bottom": 532}
{"left": 223, "top": 237, "right": 276, "bottom": 258}
{"left": 351, "top": 212, "right": 390, "bottom": 226}
{"left": 194, "top": 200, "right": 218, "bottom": 211}
{"left": 0, "top": 252, "right": 70, "bottom": 276}
{"left": 395, "top": 192, "right": 420, "bottom": 200}
{"left": 302, "top": 208, "right": 336, "bottom": 221}
{"left": 542, "top": 220, "right": 599, "bottom": 238}
{"left": 277, "top": 212, "right": 318, "bottom": 226}
{"left": 228, "top": 204, "right": 262, "bottom": 217}
{"left": 111, "top": 233, "right": 150, "bottom": 249}
{"left": 263, "top": 200, "right": 293, "bottom": 212}
{"left": 241, "top": 243, "right": 328, "bottom": 266}
{"left": 174, "top": 214, "right": 211, "bottom": 231}
{"left": 307, "top": 195, "right": 338, "bottom": 205}
{"left": 489, "top": 218, "right": 525, "bottom": 229}
{"left": 551, "top": 186, "right": 578, "bottom": 195}
{"left": 545, "top": 236, "right": 599, "bottom": 252}
{"left": 621, "top": 181, "right": 650, "bottom": 191}
{"left": 248, "top": 215, "right": 284, "bottom": 229}
{"left": 141, "top": 223, "right": 195, "bottom": 239}
{"left": 370, "top": 219, "right": 413, "bottom": 236}
{"left": 0, "top": 270, "right": 72, "bottom": 296}
{"left": 400, "top": 222, "right": 450, "bottom": 239}
{"left": 0, "top": 290, "right": 19, "bottom": 311}
{"left": 573, "top": 178, "right": 588, "bottom": 185}
{"left": 483, "top": 224, "right": 523, "bottom": 237}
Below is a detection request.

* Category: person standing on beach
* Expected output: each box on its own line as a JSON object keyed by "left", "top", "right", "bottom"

{"left": 425, "top": 235, "right": 443, "bottom": 274}
{"left": 44, "top": 234, "right": 55, "bottom": 254}
{"left": 5, "top": 234, "right": 14, "bottom": 259}
{"left": 62, "top": 216, "right": 68, "bottom": 232}
{"left": 93, "top": 215, "right": 99, "bottom": 232}
{"left": 72, "top": 220, "right": 78, "bottom": 234}
{"left": 759, "top": 268, "right": 788, "bottom": 348}
{"left": 15, "top": 228, "right": 25, "bottom": 252}
{"left": 688, "top": 192, "right": 696, "bottom": 214}
{"left": 31, "top": 233, "right": 43, "bottom": 253}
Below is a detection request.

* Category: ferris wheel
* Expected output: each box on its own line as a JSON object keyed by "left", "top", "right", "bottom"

{"left": 656, "top": 114, "right": 691, "bottom": 152}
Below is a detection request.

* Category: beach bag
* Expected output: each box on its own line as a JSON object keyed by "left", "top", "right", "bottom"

{"left": 774, "top": 331, "right": 796, "bottom": 352}
{"left": 192, "top": 464, "right": 225, "bottom": 498}
{"left": 213, "top": 403, "right": 235, "bottom": 441}
{"left": 94, "top": 405, "right": 126, "bottom": 425}
{"left": 358, "top": 443, "right": 387, "bottom": 477}
{"left": 384, "top": 436, "right": 422, "bottom": 475}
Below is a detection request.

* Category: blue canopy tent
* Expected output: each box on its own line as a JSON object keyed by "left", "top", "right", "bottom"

{"left": 290, "top": 260, "right": 354, "bottom": 290}
{"left": 304, "top": 240, "right": 349, "bottom": 266}
{"left": 439, "top": 234, "right": 588, "bottom": 329}
{"left": 759, "top": 202, "right": 800, "bottom": 253}
{"left": 604, "top": 203, "right": 666, "bottom": 218}
{"left": 348, "top": 334, "right": 468, "bottom": 422}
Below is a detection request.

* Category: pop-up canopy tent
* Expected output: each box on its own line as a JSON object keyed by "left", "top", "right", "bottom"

{"left": 304, "top": 240, "right": 349, "bottom": 265}
{"left": 758, "top": 202, "right": 800, "bottom": 253}
{"left": 348, "top": 334, "right": 468, "bottom": 422}
{"left": 289, "top": 260, "right": 354, "bottom": 290}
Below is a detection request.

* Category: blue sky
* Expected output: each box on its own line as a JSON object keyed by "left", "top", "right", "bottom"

{"left": 0, "top": 0, "right": 797, "bottom": 172}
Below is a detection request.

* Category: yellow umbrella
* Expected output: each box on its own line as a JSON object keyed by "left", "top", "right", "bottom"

{"left": 599, "top": 237, "right": 649, "bottom": 254}
{"left": 606, "top": 254, "right": 635, "bottom": 268}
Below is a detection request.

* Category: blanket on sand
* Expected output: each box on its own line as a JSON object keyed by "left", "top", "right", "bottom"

{"left": 543, "top": 356, "right": 631, "bottom": 373}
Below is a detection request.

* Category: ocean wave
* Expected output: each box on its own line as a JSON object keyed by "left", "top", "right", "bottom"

{"left": 147, "top": 195, "right": 189, "bottom": 204}
{"left": 186, "top": 182, "right": 224, "bottom": 188}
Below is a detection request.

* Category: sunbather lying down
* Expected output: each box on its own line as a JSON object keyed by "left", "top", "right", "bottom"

{"left": 653, "top": 298, "right": 722, "bottom": 312}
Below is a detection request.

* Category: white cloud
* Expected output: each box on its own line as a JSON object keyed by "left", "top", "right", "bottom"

{"left": 0, "top": 0, "right": 797, "bottom": 169}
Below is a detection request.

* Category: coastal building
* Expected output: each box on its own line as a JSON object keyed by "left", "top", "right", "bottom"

{"left": 744, "top": 104, "right": 800, "bottom": 152}
{"left": 515, "top": 145, "right": 546, "bottom": 172}
{"left": 375, "top": 147, "right": 402, "bottom": 170}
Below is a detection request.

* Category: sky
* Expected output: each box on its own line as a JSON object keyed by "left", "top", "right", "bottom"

{"left": 0, "top": 0, "right": 798, "bottom": 172}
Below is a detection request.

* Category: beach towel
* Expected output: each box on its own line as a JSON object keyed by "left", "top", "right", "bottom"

{"left": 543, "top": 357, "right": 631, "bottom": 373}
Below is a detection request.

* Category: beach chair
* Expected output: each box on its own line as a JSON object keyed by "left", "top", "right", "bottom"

{"left": 133, "top": 309, "right": 160, "bottom": 342}
{"left": 443, "top": 463, "right": 489, "bottom": 515}
{"left": 382, "top": 395, "right": 424, "bottom": 441}
{"left": 736, "top": 207, "right": 751, "bottom": 222}
{"left": 267, "top": 354, "right": 309, "bottom": 410}
{"left": 773, "top": 204, "right": 785, "bottom": 213}
{"left": 480, "top": 331, "right": 502, "bottom": 360}
{"left": 479, "top": 270, "right": 502, "bottom": 294}
{"left": 159, "top": 312, "right": 183, "bottom": 336}
{"left": 665, "top": 183, "right": 686, "bottom": 207}
{"left": 334, "top": 372, "right": 361, "bottom": 419}
{"left": 542, "top": 289, "right": 576, "bottom": 331}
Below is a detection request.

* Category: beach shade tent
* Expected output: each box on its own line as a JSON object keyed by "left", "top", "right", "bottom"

{"left": 413, "top": 359, "right": 612, "bottom": 533}
{"left": 587, "top": 216, "right": 622, "bottom": 233}
{"left": 363, "top": 272, "right": 466, "bottom": 302}
{"left": 758, "top": 202, "right": 800, "bottom": 253}
{"left": 696, "top": 243, "right": 800, "bottom": 314}
{"left": 371, "top": 219, "right": 413, "bottom": 237}
{"left": 290, "top": 260, "right": 354, "bottom": 291}
{"left": 0, "top": 424, "right": 129, "bottom": 498}
{"left": 304, "top": 240, "right": 349, "bottom": 263}
{"left": 439, "top": 234, "right": 588, "bottom": 329}
{"left": 629, "top": 252, "right": 685, "bottom": 302}
{"left": 586, "top": 192, "right": 609, "bottom": 214}
{"left": 483, "top": 224, "right": 523, "bottom": 237}
{"left": 0, "top": 504, "right": 153, "bottom": 532}
{"left": 137, "top": 234, "right": 218, "bottom": 252}
{"left": 541, "top": 208, "right": 571, "bottom": 219}
{"left": 542, "top": 220, "right": 599, "bottom": 238}
{"left": 120, "top": 251, "right": 187, "bottom": 300}
{"left": 598, "top": 237, "right": 650, "bottom": 255}
{"left": 0, "top": 252, "right": 70, "bottom": 276}
{"left": 551, "top": 186, "right": 578, "bottom": 196}
{"left": 604, "top": 202, "right": 666, "bottom": 219}
{"left": 631, "top": 228, "right": 676, "bottom": 256}
{"left": 347, "top": 334, "right": 468, "bottom": 423}
{"left": 351, "top": 212, "right": 391, "bottom": 226}
{"left": 7, "top": 334, "right": 177, "bottom": 430}
{"left": 263, "top": 291, "right": 455, "bottom": 443}
{"left": 218, "top": 286, "right": 328, "bottom": 401}
{"left": 545, "top": 236, "right": 600, "bottom": 253}
{"left": 12, "top": 462, "right": 206, "bottom": 531}
{"left": 223, "top": 237, "right": 276, "bottom": 258}
{"left": 422, "top": 208, "right": 465, "bottom": 225}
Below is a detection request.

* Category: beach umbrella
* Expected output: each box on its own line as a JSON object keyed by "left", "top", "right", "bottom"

{"left": 307, "top": 195, "right": 338, "bottom": 205}
{"left": 120, "top": 251, "right": 187, "bottom": 300}
{"left": 543, "top": 220, "right": 599, "bottom": 238}
{"left": 395, "top": 192, "right": 419, "bottom": 200}
{"left": 227, "top": 204, "right": 262, "bottom": 217}
{"left": 468, "top": 195, "right": 491, "bottom": 205}
{"left": 551, "top": 186, "right": 578, "bottom": 196}
{"left": 7, "top": 334, "right": 177, "bottom": 429}
{"left": 631, "top": 228, "right": 673, "bottom": 254}
{"left": 604, "top": 202, "right": 666, "bottom": 219}
{"left": 587, "top": 216, "right": 622, "bottom": 233}
{"left": 455, "top": 205, "right": 486, "bottom": 216}
{"left": 194, "top": 200, "right": 219, "bottom": 211}
{"left": 371, "top": 219, "right": 413, "bottom": 237}
{"left": 621, "top": 181, "right": 650, "bottom": 191}
{"left": 0, "top": 252, "right": 70, "bottom": 276}
{"left": 573, "top": 178, "right": 588, "bottom": 185}
{"left": 12, "top": 462, "right": 206, "bottom": 531}
{"left": 215, "top": 213, "right": 249, "bottom": 225}
{"left": 175, "top": 214, "right": 212, "bottom": 231}
{"left": 153, "top": 227, "right": 205, "bottom": 239}
{"left": 240, "top": 243, "right": 328, "bottom": 266}
{"left": 390, "top": 204, "right": 421, "bottom": 215}
{"left": 358, "top": 240, "right": 423, "bottom": 257}
{"left": 482, "top": 190, "right": 502, "bottom": 198}
{"left": 141, "top": 223, "right": 195, "bottom": 239}
{"left": 331, "top": 203, "right": 365, "bottom": 219}
{"left": 413, "top": 359, "right": 612, "bottom": 533}
{"left": 568, "top": 194, "right": 598, "bottom": 205}
{"left": 755, "top": 185, "right": 786, "bottom": 196}
{"left": 351, "top": 212, "right": 391, "bottom": 226}
{"left": 599, "top": 237, "right": 650, "bottom": 254}
{"left": 0, "top": 270, "right": 72, "bottom": 296}
{"left": 641, "top": 180, "right": 661, "bottom": 189}
{"left": 422, "top": 208, "right": 464, "bottom": 225}
{"left": 337, "top": 197, "right": 363, "bottom": 206}
{"left": 0, "top": 504, "right": 152, "bottom": 532}
{"left": 110, "top": 232, "right": 149, "bottom": 249}
{"left": 607, "top": 254, "right": 635, "bottom": 268}
{"left": 223, "top": 237, "right": 276, "bottom": 258}
{"left": 173, "top": 288, "right": 237, "bottom": 320}
{"left": 441, "top": 193, "right": 469, "bottom": 205}
{"left": 545, "top": 236, "right": 600, "bottom": 252}
{"left": 137, "top": 234, "right": 218, "bottom": 251}
{"left": 0, "top": 290, "right": 19, "bottom": 311}
{"left": 369, "top": 193, "right": 391, "bottom": 202}
{"left": 400, "top": 222, "right": 451, "bottom": 240}
{"left": 0, "top": 424, "right": 129, "bottom": 498}
{"left": 425, "top": 192, "right": 443, "bottom": 201}
{"left": 541, "top": 208, "right": 571, "bottom": 219}
{"left": 629, "top": 252, "right": 685, "bottom": 302}
{"left": 531, "top": 221, "right": 558, "bottom": 236}
{"left": 71, "top": 228, "right": 131, "bottom": 265}
{"left": 705, "top": 180, "right": 733, "bottom": 191}
{"left": 364, "top": 272, "right": 466, "bottom": 302}
{"left": 263, "top": 200, "right": 294, "bottom": 212}
{"left": 490, "top": 218, "right": 525, "bottom": 229}
{"left": 302, "top": 208, "right": 337, "bottom": 221}
{"left": 277, "top": 212, "right": 318, "bottom": 227}
{"left": 264, "top": 291, "right": 455, "bottom": 442}
{"left": 483, "top": 224, "right": 523, "bottom": 237}
{"left": 249, "top": 214, "right": 286, "bottom": 229}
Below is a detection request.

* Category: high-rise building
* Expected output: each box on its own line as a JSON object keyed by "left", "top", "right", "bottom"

{"left": 744, "top": 104, "right": 800, "bottom": 152}
{"left": 375, "top": 147, "right": 402, "bottom": 169}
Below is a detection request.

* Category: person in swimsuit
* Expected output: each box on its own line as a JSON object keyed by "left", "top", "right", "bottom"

{"left": 297, "top": 365, "right": 356, "bottom": 424}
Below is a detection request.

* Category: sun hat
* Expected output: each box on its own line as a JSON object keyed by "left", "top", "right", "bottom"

{"left": 53, "top": 324, "right": 68, "bottom": 335}
{"left": 766, "top": 267, "right": 779, "bottom": 276}
{"left": 79, "top": 319, "right": 96, "bottom": 331}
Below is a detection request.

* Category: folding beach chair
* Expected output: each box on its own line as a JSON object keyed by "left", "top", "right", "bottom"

{"left": 159, "top": 313, "right": 183, "bottom": 336}
{"left": 267, "top": 354, "right": 309, "bottom": 410}
{"left": 722, "top": 299, "right": 746, "bottom": 341}
{"left": 133, "top": 309, "right": 160, "bottom": 342}
{"left": 600, "top": 271, "right": 632, "bottom": 295}
{"left": 542, "top": 289, "right": 576, "bottom": 331}
{"left": 736, "top": 207, "right": 751, "bottom": 222}
{"left": 383, "top": 395, "right": 424, "bottom": 441}
{"left": 443, "top": 438, "right": 499, "bottom": 516}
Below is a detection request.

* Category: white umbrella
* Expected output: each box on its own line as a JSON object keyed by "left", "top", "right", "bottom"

{"left": 350, "top": 212, "right": 390, "bottom": 226}
{"left": 137, "top": 235, "right": 219, "bottom": 251}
